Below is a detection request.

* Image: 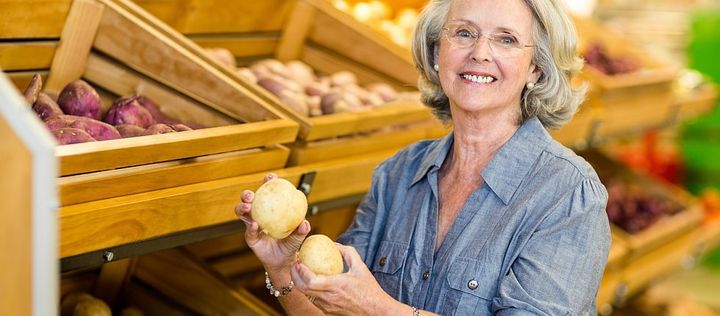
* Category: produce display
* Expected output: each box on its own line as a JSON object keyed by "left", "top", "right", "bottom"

{"left": 700, "top": 188, "right": 720, "bottom": 224}
{"left": 251, "top": 178, "right": 308, "bottom": 239}
{"left": 21, "top": 74, "right": 199, "bottom": 145}
{"left": 205, "top": 48, "right": 414, "bottom": 117}
{"left": 332, "top": 0, "right": 418, "bottom": 48}
{"left": 605, "top": 178, "right": 684, "bottom": 234}
{"left": 583, "top": 42, "right": 639, "bottom": 75}
{"left": 298, "top": 234, "right": 344, "bottom": 275}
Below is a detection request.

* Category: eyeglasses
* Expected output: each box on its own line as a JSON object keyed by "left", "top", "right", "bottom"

{"left": 441, "top": 21, "right": 534, "bottom": 58}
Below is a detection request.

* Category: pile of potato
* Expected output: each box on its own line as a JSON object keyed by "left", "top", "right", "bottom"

{"left": 205, "top": 49, "right": 407, "bottom": 117}
{"left": 22, "top": 75, "right": 197, "bottom": 145}
{"left": 332, "top": 0, "right": 418, "bottom": 48}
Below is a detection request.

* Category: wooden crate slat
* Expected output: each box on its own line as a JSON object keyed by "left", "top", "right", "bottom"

{"left": 303, "top": 0, "right": 416, "bottom": 86}
{"left": 56, "top": 119, "right": 298, "bottom": 176}
{"left": 275, "top": 0, "right": 316, "bottom": 61}
{"left": 0, "top": 0, "right": 71, "bottom": 38}
{"left": 92, "top": 0, "right": 285, "bottom": 123}
{"left": 59, "top": 146, "right": 290, "bottom": 206}
{"left": 289, "top": 121, "right": 443, "bottom": 165}
{"left": 191, "top": 35, "right": 278, "bottom": 58}
{"left": 45, "top": 0, "right": 105, "bottom": 93}
{"left": 133, "top": 0, "right": 293, "bottom": 34}
{"left": 303, "top": 101, "right": 433, "bottom": 141}
{"left": 0, "top": 41, "right": 57, "bottom": 71}
{"left": 84, "top": 52, "right": 237, "bottom": 127}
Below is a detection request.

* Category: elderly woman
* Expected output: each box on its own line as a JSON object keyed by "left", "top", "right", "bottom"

{"left": 235, "top": 0, "right": 610, "bottom": 315}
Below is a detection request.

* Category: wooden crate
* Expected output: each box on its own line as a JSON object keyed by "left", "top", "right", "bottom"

{"left": 596, "top": 232, "right": 630, "bottom": 314}
{"left": 132, "top": 0, "right": 447, "bottom": 166}
{"left": 673, "top": 84, "right": 718, "bottom": 123}
{"left": 1, "top": 0, "right": 299, "bottom": 204}
{"left": 580, "top": 150, "right": 702, "bottom": 260}
{"left": 574, "top": 17, "right": 678, "bottom": 140}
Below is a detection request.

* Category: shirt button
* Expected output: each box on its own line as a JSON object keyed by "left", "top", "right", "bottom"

{"left": 422, "top": 271, "right": 430, "bottom": 280}
{"left": 468, "top": 279, "right": 478, "bottom": 290}
{"left": 379, "top": 257, "right": 387, "bottom": 267}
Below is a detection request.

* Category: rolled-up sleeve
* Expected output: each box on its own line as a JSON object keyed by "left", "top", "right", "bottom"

{"left": 493, "top": 178, "right": 611, "bottom": 316}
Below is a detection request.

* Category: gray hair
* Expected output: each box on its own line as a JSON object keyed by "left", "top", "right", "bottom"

{"left": 411, "top": 0, "right": 587, "bottom": 129}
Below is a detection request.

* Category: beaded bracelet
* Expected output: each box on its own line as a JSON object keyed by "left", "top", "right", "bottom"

{"left": 264, "top": 271, "right": 294, "bottom": 297}
{"left": 412, "top": 306, "right": 420, "bottom": 316}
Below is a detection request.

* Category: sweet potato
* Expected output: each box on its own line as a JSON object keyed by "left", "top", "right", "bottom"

{"left": 51, "top": 128, "right": 96, "bottom": 145}
{"left": 143, "top": 123, "right": 176, "bottom": 135}
{"left": 116, "top": 124, "right": 146, "bottom": 138}
{"left": 104, "top": 96, "right": 154, "bottom": 128}
{"left": 32, "top": 92, "right": 63, "bottom": 121}
{"left": 170, "top": 124, "right": 192, "bottom": 132}
{"left": 57, "top": 80, "right": 102, "bottom": 120}
{"left": 45, "top": 115, "right": 121, "bottom": 141}
{"left": 23, "top": 74, "right": 43, "bottom": 105}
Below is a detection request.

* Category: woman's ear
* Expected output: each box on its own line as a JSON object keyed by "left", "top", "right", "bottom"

{"left": 528, "top": 64, "right": 542, "bottom": 84}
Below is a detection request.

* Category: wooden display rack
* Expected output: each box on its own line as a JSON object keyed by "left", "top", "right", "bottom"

{"left": 1, "top": 0, "right": 303, "bottom": 257}
{"left": 574, "top": 17, "right": 678, "bottom": 141}
{"left": 596, "top": 232, "right": 629, "bottom": 314}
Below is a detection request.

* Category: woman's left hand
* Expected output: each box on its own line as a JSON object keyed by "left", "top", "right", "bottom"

{"left": 290, "top": 244, "right": 402, "bottom": 315}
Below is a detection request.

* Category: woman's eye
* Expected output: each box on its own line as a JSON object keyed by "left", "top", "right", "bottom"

{"left": 498, "top": 36, "right": 517, "bottom": 46}
{"left": 455, "top": 29, "right": 474, "bottom": 38}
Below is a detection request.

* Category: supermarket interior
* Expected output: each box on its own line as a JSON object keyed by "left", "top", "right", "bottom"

{"left": 1, "top": 0, "right": 720, "bottom": 315}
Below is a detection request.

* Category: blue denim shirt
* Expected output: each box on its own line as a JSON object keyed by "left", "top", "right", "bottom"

{"left": 337, "top": 117, "right": 611, "bottom": 315}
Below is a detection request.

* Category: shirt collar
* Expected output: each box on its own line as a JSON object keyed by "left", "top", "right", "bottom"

{"left": 410, "top": 117, "right": 551, "bottom": 204}
{"left": 482, "top": 117, "right": 550, "bottom": 204}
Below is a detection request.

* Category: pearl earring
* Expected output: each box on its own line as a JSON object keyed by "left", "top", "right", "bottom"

{"left": 526, "top": 82, "right": 535, "bottom": 89}
{"left": 433, "top": 64, "right": 439, "bottom": 71}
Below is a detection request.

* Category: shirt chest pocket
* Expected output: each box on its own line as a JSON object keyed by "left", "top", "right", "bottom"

{"left": 444, "top": 257, "right": 497, "bottom": 316}
{"left": 370, "top": 240, "right": 409, "bottom": 298}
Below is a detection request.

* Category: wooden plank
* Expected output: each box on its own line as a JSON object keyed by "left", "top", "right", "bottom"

{"left": 211, "top": 250, "right": 263, "bottom": 279}
{"left": 59, "top": 149, "right": 397, "bottom": 257}
{"left": 305, "top": 0, "right": 417, "bottom": 86}
{"left": 59, "top": 146, "right": 290, "bottom": 206}
{"left": 304, "top": 101, "right": 433, "bottom": 141}
{"left": 93, "top": 0, "right": 286, "bottom": 122}
{"left": 92, "top": 258, "right": 137, "bottom": 306}
{"left": 0, "top": 114, "right": 33, "bottom": 316}
{"left": 301, "top": 43, "right": 408, "bottom": 91}
{"left": 6, "top": 71, "right": 49, "bottom": 91}
{"left": 185, "top": 232, "right": 248, "bottom": 260}
{"left": 0, "top": 0, "right": 71, "bottom": 38}
{"left": 125, "top": 281, "right": 188, "bottom": 316}
{"left": 0, "top": 41, "right": 57, "bottom": 71}
{"left": 190, "top": 35, "right": 278, "bottom": 58}
{"left": 133, "top": 0, "right": 293, "bottom": 34}
{"left": 276, "top": 0, "right": 316, "bottom": 61}
{"left": 289, "top": 121, "right": 442, "bottom": 165}
{"left": 56, "top": 119, "right": 298, "bottom": 176}
{"left": 84, "top": 52, "right": 237, "bottom": 127}
{"left": 45, "top": 0, "right": 105, "bottom": 93}
{"left": 134, "top": 247, "right": 277, "bottom": 315}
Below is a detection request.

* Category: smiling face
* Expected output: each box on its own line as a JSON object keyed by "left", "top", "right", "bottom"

{"left": 436, "top": 0, "right": 540, "bottom": 122}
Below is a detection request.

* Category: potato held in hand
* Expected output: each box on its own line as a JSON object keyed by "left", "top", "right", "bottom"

{"left": 299, "top": 234, "right": 343, "bottom": 275}
{"left": 252, "top": 178, "right": 308, "bottom": 239}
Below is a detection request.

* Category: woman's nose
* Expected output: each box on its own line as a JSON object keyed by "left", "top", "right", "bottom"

{"left": 470, "top": 36, "right": 494, "bottom": 63}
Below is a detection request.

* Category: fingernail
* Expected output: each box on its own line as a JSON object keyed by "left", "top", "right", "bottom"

{"left": 294, "top": 262, "right": 300, "bottom": 272}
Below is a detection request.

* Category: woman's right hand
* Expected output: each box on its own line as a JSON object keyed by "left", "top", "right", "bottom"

{"left": 234, "top": 173, "right": 312, "bottom": 273}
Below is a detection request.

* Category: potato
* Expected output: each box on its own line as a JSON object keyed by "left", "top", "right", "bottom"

{"left": 298, "top": 234, "right": 344, "bottom": 275}
{"left": 170, "top": 123, "right": 192, "bottom": 132}
{"left": 73, "top": 298, "right": 111, "bottom": 316}
{"left": 205, "top": 47, "right": 236, "bottom": 68}
{"left": 278, "top": 90, "right": 310, "bottom": 117}
{"left": 237, "top": 67, "right": 258, "bottom": 84}
{"left": 143, "top": 123, "right": 176, "bottom": 135}
{"left": 104, "top": 96, "right": 155, "bottom": 128}
{"left": 23, "top": 73, "right": 43, "bottom": 105}
{"left": 57, "top": 80, "right": 102, "bottom": 120}
{"left": 61, "top": 292, "right": 94, "bottom": 316}
{"left": 251, "top": 178, "right": 308, "bottom": 239}
{"left": 365, "top": 83, "right": 397, "bottom": 102}
{"left": 51, "top": 128, "right": 96, "bottom": 145}
{"left": 257, "top": 76, "right": 288, "bottom": 97}
{"left": 116, "top": 124, "right": 146, "bottom": 138}
{"left": 33, "top": 92, "right": 63, "bottom": 121}
{"left": 330, "top": 71, "right": 357, "bottom": 86}
{"left": 285, "top": 60, "right": 316, "bottom": 83}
